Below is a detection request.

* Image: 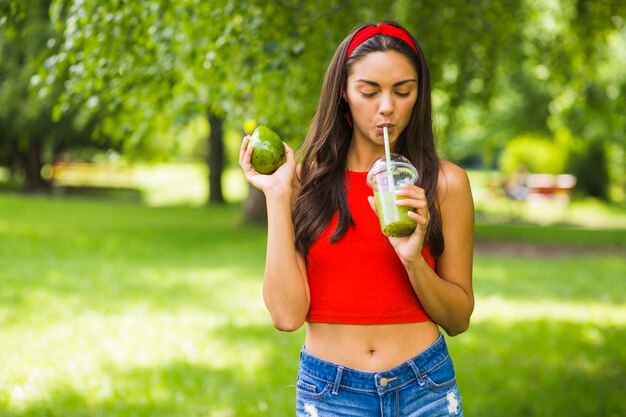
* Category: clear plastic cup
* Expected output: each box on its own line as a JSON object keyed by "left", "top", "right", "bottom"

{"left": 366, "top": 154, "right": 419, "bottom": 237}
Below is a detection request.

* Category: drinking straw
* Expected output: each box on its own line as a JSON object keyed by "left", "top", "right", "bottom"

{"left": 383, "top": 127, "right": 395, "bottom": 192}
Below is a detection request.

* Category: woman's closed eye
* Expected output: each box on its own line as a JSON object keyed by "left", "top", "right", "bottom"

{"left": 359, "top": 90, "right": 413, "bottom": 98}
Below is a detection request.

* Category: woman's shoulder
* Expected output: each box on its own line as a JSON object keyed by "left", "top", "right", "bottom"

{"left": 436, "top": 160, "right": 472, "bottom": 202}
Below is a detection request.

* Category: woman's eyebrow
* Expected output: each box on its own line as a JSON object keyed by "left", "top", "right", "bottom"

{"left": 355, "top": 78, "right": 418, "bottom": 87}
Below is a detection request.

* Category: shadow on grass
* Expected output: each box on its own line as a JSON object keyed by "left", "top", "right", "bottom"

{"left": 0, "top": 201, "right": 270, "bottom": 325}
{"left": 0, "top": 323, "right": 304, "bottom": 417}
{"left": 0, "top": 363, "right": 292, "bottom": 417}
{"left": 474, "top": 222, "right": 626, "bottom": 248}
{"left": 2, "top": 195, "right": 625, "bottom": 416}
{"left": 450, "top": 319, "right": 625, "bottom": 417}
{"left": 474, "top": 254, "right": 626, "bottom": 306}
{"left": 1, "top": 318, "right": 623, "bottom": 417}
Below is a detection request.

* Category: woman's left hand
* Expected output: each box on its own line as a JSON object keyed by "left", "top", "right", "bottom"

{"left": 368, "top": 183, "right": 430, "bottom": 265}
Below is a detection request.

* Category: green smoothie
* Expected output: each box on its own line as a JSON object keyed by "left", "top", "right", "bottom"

{"left": 367, "top": 154, "right": 419, "bottom": 237}
{"left": 374, "top": 190, "right": 416, "bottom": 237}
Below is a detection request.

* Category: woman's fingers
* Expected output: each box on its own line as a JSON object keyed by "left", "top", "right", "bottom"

{"left": 284, "top": 142, "right": 294, "bottom": 163}
{"left": 395, "top": 185, "right": 429, "bottom": 218}
{"left": 395, "top": 184, "right": 426, "bottom": 200}
{"left": 239, "top": 135, "right": 250, "bottom": 166}
{"left": 396, "top": 197, "right": 428, "bottom": 210}
{"left": 395, "top": 185, "right": 430, "bottom": 232}
{"left": 407, "top": 209, "right": 430, "bottom": 226}
{"left": 240, "top": 137, "right": 258, "bottom": 180}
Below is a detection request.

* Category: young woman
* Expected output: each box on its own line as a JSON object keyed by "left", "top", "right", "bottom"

{"left": 239, "top": 21, "right": 474, "bottom": 417}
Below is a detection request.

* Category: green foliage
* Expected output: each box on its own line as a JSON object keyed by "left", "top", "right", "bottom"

{"left": 498, "top": 133, "right": 567, "bottom": 175}
{"left": 2, "top": 0, "right": 625, "bottom": 198}
{"left": 41, "top": 0, "right": 393, "bottom": 145}
{"left": 0, "top": 0, "right": 111, "bottom": 189}
{"left": 404, "top": 0, "right": 626, "bottom": 198}
{"left": 0, "top": 195, "right": 625, "bottom": 416}
{"left": 399, "top": 0, "right": 527, "bottom": 161}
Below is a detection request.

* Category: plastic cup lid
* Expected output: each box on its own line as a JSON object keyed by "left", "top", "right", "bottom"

{"left": 366, "top": 153, "right": 418, "bottom": 188}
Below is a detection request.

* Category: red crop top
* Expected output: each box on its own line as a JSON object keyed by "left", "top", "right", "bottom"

{"left": 306, "top": 170, "right": 436, "bottom": 324}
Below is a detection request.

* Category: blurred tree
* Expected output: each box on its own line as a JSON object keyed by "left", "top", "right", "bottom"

{"left": 558, "top": 0, "right": 626, "bottom": 199}
{"left": 39, "top": 0, "right": 233, "bottom": 201}
{"left": 4, "top": 0, "right": 624, "bottom": 202}
{"left": 42, "top": 0, "right": 391, "bottom": 209}
{"left": 399, "top": 0, "right": 625, "bottom": 200}
{"left": 394, "top": 0, "right": 527, "bottom": 164}
{"left": 0, "top": 0, "right": 107, "bottom": 191}
{"left": 235, "top": 1, "right": 393, "bottom": 219}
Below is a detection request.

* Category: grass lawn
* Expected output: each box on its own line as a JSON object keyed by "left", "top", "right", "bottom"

{"left": 1, "top": 193, "right": 625, "bottom": 416}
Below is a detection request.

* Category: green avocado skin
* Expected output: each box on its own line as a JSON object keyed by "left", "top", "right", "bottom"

{"left": 249, "top": 126, "right": 286, "bottom": 174}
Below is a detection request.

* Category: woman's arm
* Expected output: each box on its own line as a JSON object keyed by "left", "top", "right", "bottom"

{"left": 239, "top": 137, "right": 310, "bottom": 332}
{"left": 432, "top": 162, "right": 475, "bottom": 334}
{"left": 372, "top": 161, "right": 475, "bottom": 336}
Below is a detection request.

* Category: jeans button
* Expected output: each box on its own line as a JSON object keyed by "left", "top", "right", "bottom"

{"left": 379, "top": 377, "right": 389, "bottom": 387}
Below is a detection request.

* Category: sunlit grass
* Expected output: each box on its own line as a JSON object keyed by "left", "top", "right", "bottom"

{"left": 134, "top": 163, "right": 208, "bottom": 207}
{"left": 1, "top": 194, "right": 625, "bottom": 416}
{"left": 0, "top": 195, "right": 299, "bottom": 416}
{"left": 468, "top": 169, "right": 626, "bottom": 228}
{"left": 474, "top": 297, "right": 626, "bottom": 325}
{"left": 8, "top": 161, "right": 622, "bottom": 227}
{"left": 474, "top": 255, "right": 626, "bottom": 324}
{"left": 450, "top": 253, "right": 626, "bottom": 417}
{"left": 135, "top": 163, "right": 246, "bottom": 206}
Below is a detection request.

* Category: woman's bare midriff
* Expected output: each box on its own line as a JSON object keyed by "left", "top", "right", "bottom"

{"left": 304, "top": 321, "right": 440, "bottom": 372}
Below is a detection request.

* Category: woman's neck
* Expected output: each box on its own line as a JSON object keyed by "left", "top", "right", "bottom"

{"left": 346, "top": 136, "right": 384, "bottom": 172}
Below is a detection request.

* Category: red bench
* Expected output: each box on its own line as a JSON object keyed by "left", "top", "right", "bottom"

{"left": 524, "top": 174, "right": 577, "bottom": 202}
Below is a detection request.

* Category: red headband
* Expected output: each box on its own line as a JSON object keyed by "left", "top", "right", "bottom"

{"left": 345, "top": 24, "right": 418, "bottom": 59}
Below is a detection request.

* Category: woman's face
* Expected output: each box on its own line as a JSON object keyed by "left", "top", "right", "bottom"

{"left": 344, "top": 51, "right": 418, "bottom": 146}
{"left": 344, "top": 50, "right": 418, "bottom": 148}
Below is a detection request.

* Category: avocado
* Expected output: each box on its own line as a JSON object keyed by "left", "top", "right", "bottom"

{"left": 249, "top": 126, "right": 286, "bottom": 174}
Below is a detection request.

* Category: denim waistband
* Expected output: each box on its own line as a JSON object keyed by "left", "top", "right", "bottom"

{"left": 299, "top": 333, "right": 449, "bottom": 395}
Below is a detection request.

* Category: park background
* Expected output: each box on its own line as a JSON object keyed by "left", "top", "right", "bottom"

{"left": 1, "top": 0, "right": 625, "bottom": 416}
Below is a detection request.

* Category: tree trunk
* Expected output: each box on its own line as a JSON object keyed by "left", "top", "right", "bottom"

{"left": 573, "top": 139, "right": 609, "bottom": 200}
{"left": 207, "top": 110, "right": 225, "bottom": 204}
{"left": 19, "top": 141, "right": 48, "bottom": 193}
{"left": 243, "top": 186, "right": 268, "bottom": 224}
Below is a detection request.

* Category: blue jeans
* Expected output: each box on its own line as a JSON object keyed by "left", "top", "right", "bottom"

{"left": 296, "top": 333, "right": 463, "bottom": 417}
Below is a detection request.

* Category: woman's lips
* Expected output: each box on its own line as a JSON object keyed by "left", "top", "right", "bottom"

{"left": 376, "top": 125, "right": 395, "bottom": 135}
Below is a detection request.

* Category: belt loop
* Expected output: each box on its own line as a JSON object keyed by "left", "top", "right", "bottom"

{"left": 332, "top": 366, "right": 344, "bottom": 395}
{"left": 407, "top": 359, "right": 426, "bottom": 387}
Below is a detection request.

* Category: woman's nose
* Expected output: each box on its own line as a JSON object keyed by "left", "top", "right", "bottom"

{"left": 378, "top": 93, "right": 394, "bottom": 115}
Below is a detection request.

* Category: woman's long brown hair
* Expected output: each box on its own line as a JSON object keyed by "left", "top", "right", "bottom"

{"left": 293, "top": 22, "right": 444, "bottom": 258}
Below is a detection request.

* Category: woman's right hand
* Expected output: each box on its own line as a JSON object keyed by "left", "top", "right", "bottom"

{"left": 239, "top": 135, "right": 296, "bottom": 197}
